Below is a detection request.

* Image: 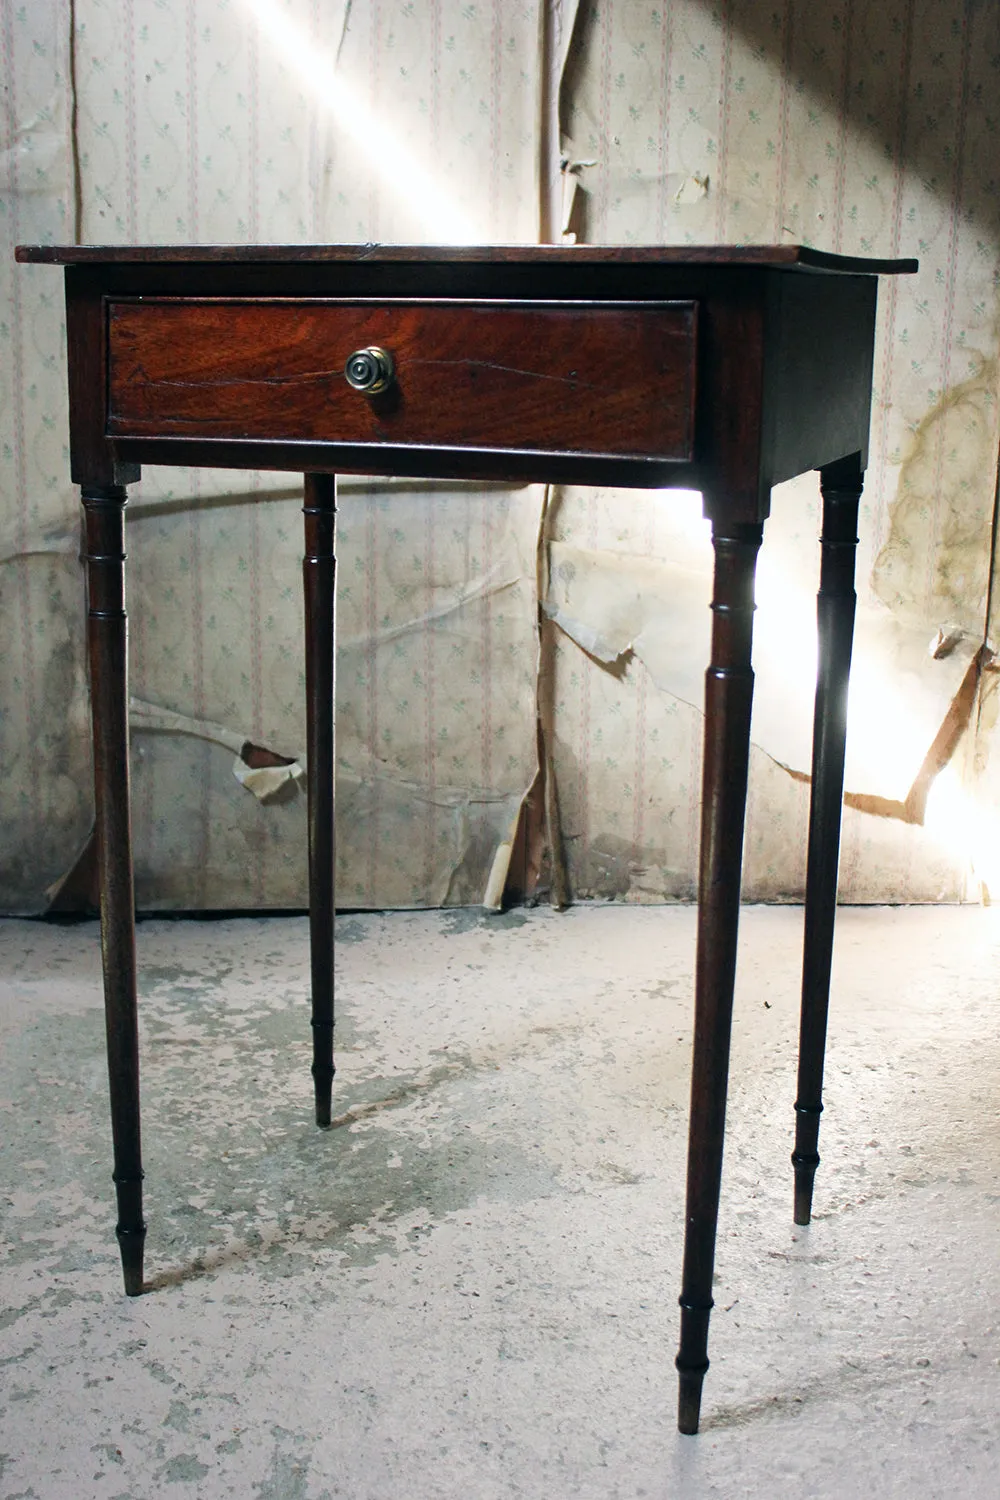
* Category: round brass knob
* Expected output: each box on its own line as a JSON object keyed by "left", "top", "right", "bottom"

{"left": 344, "top": 346, "right": 395, "bottom": 394}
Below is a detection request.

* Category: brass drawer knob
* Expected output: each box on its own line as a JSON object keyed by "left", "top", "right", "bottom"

{"left": 344, "top": 345, "right": 395, "bottom": 394}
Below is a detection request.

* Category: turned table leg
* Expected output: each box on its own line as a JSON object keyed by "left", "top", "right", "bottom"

{"left": 82, "top": 484, "right": 145, "bottom": 1296}
{"left": 676, "top": 521, "right": 763, "bottom": 1434}
{"left": 303, "top": 474, "right": 337, "bottom": 1127}
{"left": 792, "top": 454, "right": 863, "bottom": 1225}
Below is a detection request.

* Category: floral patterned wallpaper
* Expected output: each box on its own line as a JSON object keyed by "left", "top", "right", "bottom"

{"left": 1, "top": 0, "right": 997, "bottom": 912}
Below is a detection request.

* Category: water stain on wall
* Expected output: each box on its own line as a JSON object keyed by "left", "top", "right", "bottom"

{"left": 873, "top": 356, "right": 999, "bottom": 636}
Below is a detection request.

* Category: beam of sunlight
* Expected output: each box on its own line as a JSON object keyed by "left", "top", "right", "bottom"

{"left": 660, "top": 488, "right": 712, "bottom": 550}
{"left": 756, "top": 550, "right": 931, "bottom": 793}
{"left": 755, "top": 557, "right": 983, "bottom": 883}
{"left": 238, "top": 0, "right": 482, "bottom": 244}
{"left": 925, "top": 768, "right": 1000, "bottom": 896}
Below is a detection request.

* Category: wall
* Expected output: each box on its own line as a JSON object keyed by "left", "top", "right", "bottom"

{"left": 1, "top": 0, "right": 997, "bottom": 913}
{"left": 548, "top": 0, "right": 1000, "bottom": 903}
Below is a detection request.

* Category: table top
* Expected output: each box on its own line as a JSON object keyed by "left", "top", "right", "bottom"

{"left": 16, "top": 242, "right": 918, "bottom": 275}
{"left": 28, "top": 238, "right": 913, "bottom": 506}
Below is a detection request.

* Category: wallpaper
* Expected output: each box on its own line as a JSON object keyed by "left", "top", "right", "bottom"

{"left": 1, "top": 0, "right": 998, "bottom": 912}
{"left": 551, "top": 0, "right": 1000, "bottom": 903}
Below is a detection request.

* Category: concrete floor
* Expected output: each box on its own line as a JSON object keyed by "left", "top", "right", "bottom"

{"left": 1, "top": 904, "right": 999, "bottom": 1499}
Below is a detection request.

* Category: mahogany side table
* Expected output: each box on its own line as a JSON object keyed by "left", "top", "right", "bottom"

{"left": 16, "top": 242, "right": 916, "bottom": 1432}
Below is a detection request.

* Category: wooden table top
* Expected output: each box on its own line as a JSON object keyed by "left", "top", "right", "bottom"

{"left": 16, "top": 242, "right": 918, "bottom": 274}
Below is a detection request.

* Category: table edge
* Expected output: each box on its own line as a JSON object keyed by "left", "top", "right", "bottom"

{"left": 15, "top": 242, "right": 918, "bottom": 274}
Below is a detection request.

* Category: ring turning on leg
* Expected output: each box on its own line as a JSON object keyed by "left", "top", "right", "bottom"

{"left": 676, "top": 521, "right": 763, "bottom": 1434}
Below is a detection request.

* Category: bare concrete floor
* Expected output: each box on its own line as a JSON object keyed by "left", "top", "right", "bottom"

{"left": 2, "top": 904, "right": 999, "bottom": 1499}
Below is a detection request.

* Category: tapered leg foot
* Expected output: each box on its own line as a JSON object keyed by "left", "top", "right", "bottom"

{"left": 677, "top": 1369, "right": 707, "bottom": 1436}
{"left": 792, "top": 1162, "right": 819, "bottom": 1226}
{"left": 116, "top": 1222, "right": 147, "bottom": 1296}
{"left": 676, "top": 1297, "right": 713, "bottom": 1434}
{"left": 792, "top": 1103, "right": 823, "bottom": 1224}
{"left": 311, "top": 1048, "right": 334, "bottom": 1128}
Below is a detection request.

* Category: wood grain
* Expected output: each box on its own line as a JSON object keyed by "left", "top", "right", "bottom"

{"left": 106, "top": 298, "right": 698, "bottom": 463}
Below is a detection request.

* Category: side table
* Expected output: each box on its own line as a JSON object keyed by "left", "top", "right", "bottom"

{"left": 15, "top": 241, "right": 916, "bottom": 1432}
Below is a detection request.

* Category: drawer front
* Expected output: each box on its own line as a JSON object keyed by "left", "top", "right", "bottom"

{"left": 106, "top": 298, "right": 697, "bottom": 463}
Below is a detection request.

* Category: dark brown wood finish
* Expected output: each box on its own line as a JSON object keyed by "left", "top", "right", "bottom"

{"left": 303, "top": 474, "right": 337, "bottom": 1128}
{"left": 107, "top": 298, "right": 698, "bottom": 463}
{"left": 65, "top": 275, "right": 139, "bottom": 488}
{"left": 82, "top": 484, "right": 145, "bottom": 1295}
{"left": 48, "top": 253, "right": 899, "bottom": 519}
{"left": 792, "top": 453, "right": 864, "bottom": 1226}
{"left": 17, "top": 241, "right": 916, "bottom": 272}
{"left": 676, "top": 519, "right": 763, "bottom": 1435}
{"left": 18, "top": 241, "right": 915, "bottom": 1434}
{"left": 762, "top": 274, "right": 878, "bottom": 482}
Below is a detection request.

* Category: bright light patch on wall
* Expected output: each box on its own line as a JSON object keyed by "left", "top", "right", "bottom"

{"left": 657, "top": 488, "right": 711, "bottom": 546}
{"left": 753, "top": 540, "right": 819, "bottom": 692}
{"left": 755, "top": 552, "right": 941, "bottom": 796}
{"left": 755, "top": 552, "right": 984, "bottom": 885}
{"left": 670, "top": 490, "right": 981, "bottom": 879}
{"left": 925, "top": 767, "right": 1000, "bottom": 896}
{"left": 239, "top": 0, "right": 481, "bottom": 244}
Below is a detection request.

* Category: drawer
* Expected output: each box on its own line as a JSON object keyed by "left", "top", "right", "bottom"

{"left": 106, "top": 298, "right": 697, "bottom": 463}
